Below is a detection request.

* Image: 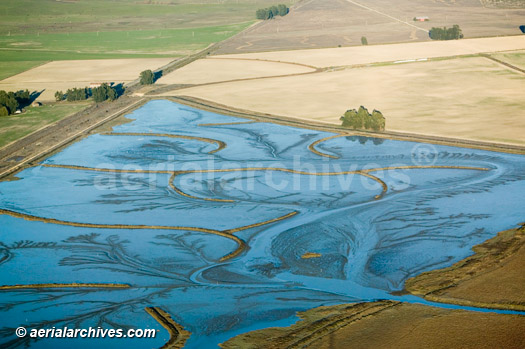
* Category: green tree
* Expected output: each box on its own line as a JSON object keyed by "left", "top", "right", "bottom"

{"left": 91, "top": 83, "right": 118, "bottom": 103}
{"left": 277, "top": 4, "right": 288, "bottom": 16}
{"left": 14, "top": 89, "right": 31, "bottom": 106}
{"left": 0, "top": 90, "right": 19, "bottom": 115}
{"left": 270, "top": 5, "right": 279, "bottom": 17}
{"left": 55, "top": 91, "right": 65, "bottom": 102}
{"left": 140, "top": 70, "right": 155, "bottom": 85}
{"left": 371, "top": 110, "right": 385, "bottom": 131}
{"left": 429, "top": 25, "right": 463, "bottom": 40}
{"left": 256, "top": 8, "right": 267, "bottom": 19}
{"left": 0, "top": 106, "right": 8, "bottom": 116}
{"left": 341, "top": 106, "right": 385, "bottom": 131}
{"left": 361, "top": 36, "right": 368, "bottom": 45}
{"left": 66, "top": 87, "right": 88, "bottom": 101}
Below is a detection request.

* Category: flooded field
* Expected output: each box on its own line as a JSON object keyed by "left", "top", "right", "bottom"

{"left": 1, "top": 100, "right": 524, "bottom": 347}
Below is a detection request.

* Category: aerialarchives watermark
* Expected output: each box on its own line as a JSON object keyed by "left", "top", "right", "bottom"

{"left": 16, "top": 326, "right": 156, "bottom": 339}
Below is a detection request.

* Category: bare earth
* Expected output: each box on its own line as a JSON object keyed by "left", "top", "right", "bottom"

{"left": 216, "top": 0, "right": 525, "bottom": 54}
{"left": 0, "top": 58, "right": 174, "bottom": 101}
{"left": 156, "top": 57, "right": 315, "bottom": 85}
{"left": 163, "top": 55, "right": 525, "bottom": 145}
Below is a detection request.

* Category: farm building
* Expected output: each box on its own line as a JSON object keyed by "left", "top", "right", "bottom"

{"left": 414, "top": 16, "right": 430, "bottom": 22}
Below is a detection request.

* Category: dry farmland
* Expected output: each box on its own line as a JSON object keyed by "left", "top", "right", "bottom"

{"left": 155, "top": 51, "right": 525, "bottom": 145}
{"left": 216, "top": 0, "right": 525, "bottom": 54}
{"left": 0, "top": 58, "right": 174, "bottom": 101}
{"left": 156, "top": 57, "right": 316, "bottom": 85}
{"left": 215, "top": 35, "right": 525, "bottom": 68}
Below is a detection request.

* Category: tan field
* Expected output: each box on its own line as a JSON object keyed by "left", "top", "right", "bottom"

{"left": 163, "top": 55, "right": 525, "bottom": 145}
{"left": 0, "top": 58, "right": 174, "bottom": 101}
{"left": 156, "top": 58, "right": 315, "bottom": 85}
{"left": 216, "top": 35, "right": 525, "bottom": 68}
{"left": 222, "top": 302, "right": 525, "bottom": 349}
{"left": 216, "top": 0, "right": 525, "bottom": 54}
{"left": 492, "top": 49, "right": 525, "bottom": 70}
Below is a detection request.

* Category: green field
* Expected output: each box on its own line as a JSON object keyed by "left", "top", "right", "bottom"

{"left": 0, "top": 60, "right": 45, "bottom": 80}
{"left": 0, "top": 22, "right": 252, "bottom": 61}
{"left": 0, "top": 0, "right": 291, "bottom": 34}
{"left": 0, "top": 102, "right": 90, "bottom": 148}
{"left": 0, "top": 0, "right": 297, "bottom": 80}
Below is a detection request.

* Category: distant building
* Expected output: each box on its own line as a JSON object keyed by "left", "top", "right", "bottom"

{"left": 90, "top": 82, "right": 103, "bottom": 88}
{"left": 31, "top": 101, "right": 42, "bottom": 107}
{"left": 414, "top": 16, "right": 430, "bottom": 22}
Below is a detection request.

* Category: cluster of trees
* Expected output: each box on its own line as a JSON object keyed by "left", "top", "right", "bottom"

{"left": 0, "top": 89, "right": 31, "bottom": 116}
{"left": 429, "top": 25, "right": 463, "bottom": 40}
{"left": 56, "top": 87, "right": 89, "bottom": 102}
{"left": 55, "top": 84, "right": 120, "bottom": 103}
{"left": 340, "top": 106, "right": 385, "bottom": 131}
{"left": 256, "top": 4, "right": 289, "bottom": 20}
{"left": 92, "top": 83, "right": 118, "bottom": 102}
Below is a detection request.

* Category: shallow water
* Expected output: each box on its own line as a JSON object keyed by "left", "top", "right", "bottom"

{"left": 0, "top": 100, "right": 524, "bottom": 347}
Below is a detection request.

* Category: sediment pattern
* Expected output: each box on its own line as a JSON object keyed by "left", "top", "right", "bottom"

{"left": 0, "top": 99, "right": 523, "bottom": 349}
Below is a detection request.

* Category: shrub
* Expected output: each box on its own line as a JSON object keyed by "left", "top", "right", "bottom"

{"left": 0, "top": 106, "right": 8, "bottom": 116}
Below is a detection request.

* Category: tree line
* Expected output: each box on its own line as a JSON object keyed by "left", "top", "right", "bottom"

{"left": 340, "top": 106, "right": 385, "bottom": 131}
{"left": 429, "top": 25, "right": 463, "bottom": 40}
{"left": 256, "top": 4, "right": 289, "bottom": 20}
{"left": 0, "top": 89, "right": 31, "bottom": 116}
{"left": 55, "top": 83, "right": 122, "bottom": 103}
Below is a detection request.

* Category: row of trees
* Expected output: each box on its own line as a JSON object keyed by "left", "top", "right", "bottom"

{"left": 340, "top": 106, "right": 385, "bottom": 131}
{"left": 0, "top": 89, "right": 31, "bottom": 116}
{"left": 256, "top": 4, "right": 289, "bottom": 20}
{"left": 55, "top": 83, "right": 121, "bottom": 103}
{"left": 429, "top": 25, "right": 463, "bottom": 40}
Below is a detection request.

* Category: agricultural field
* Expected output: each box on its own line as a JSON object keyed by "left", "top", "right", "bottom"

{"left": 0, "top": 102, "right": 89, "bottom": 149}
{"left": 491, "top": 49, "right": 525, "bottom": 70}
{"left": 215, "top": 35, "right": 525, "bottom": 67}
{"left": 0, "top": 58, "right": 174, "bottom": 101}
{"left": 158, "top": 43, "right": 525, "bottom": 145}
{"left": 0, "top": 61, "right": 46, "bottom": 81}
{"left": 216, "top": 0, "right": 525, "bottom": 54}
{"left": 0, "top": 0, "right": 296, "bottom": 80}
{"left": 156, "top": 57, "right": 316, "bottom": 85}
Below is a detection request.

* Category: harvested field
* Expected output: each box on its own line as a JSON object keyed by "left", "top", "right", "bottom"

{"left": 216, "top": 35, "right": 525, "bottom": 68}
{"left": 157, "top": 58, "right": 316, "bottom": 85}
{"left": 0, "top": 58, "right": 174, "bottom": 101}
{"left": 216, "top": 0, "right": 525, "bottom": 54}
{"left": 164, "top": 56, "right": 525, "bottom": 145}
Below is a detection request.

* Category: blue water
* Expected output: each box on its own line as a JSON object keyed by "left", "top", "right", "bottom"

{"left": 0, "top": 99, "right": 524, "bottom": 348}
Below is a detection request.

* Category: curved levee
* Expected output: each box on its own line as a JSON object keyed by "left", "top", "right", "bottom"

{"left": 145, "top": 307, "right": 191, "bottom": 349}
